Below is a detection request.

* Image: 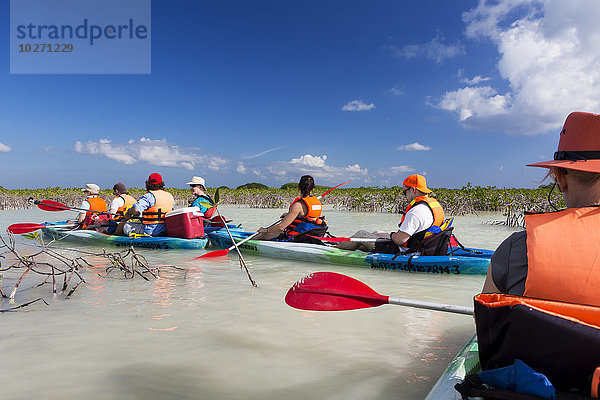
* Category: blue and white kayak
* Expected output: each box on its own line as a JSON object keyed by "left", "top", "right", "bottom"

{"left": 41, "top": 222, "right": 212, "bottom": 250}
{"left": 208, "top": 230, "right": 492, "bottom": 275}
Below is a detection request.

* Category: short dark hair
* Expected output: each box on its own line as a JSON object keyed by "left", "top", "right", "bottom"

{"left": 146, "top": 182, "right": 165, "bottom": 191}
{"left": 299, "top": 175, "right": 315, "bottom": 197}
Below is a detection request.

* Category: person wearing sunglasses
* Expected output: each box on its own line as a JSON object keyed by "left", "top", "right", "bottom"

{"left": 187, "top": 176, "right": 215, "bottom": 216}
{"left": 337, "top": 174, "right": 445, "bottom": 254}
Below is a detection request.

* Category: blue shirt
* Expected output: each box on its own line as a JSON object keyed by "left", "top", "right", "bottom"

{"left": 132, "top": 192, "right": 167, "bottom": 236}
{"left": 191, "top": 195, "right": 214, "bottom": 214}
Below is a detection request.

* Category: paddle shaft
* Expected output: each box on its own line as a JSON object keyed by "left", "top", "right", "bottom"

{"left": 388, "top": 296, "right": 473, "bottom": 315}
{"left": 225, "top": 218, "right": 282, "bottom": 250}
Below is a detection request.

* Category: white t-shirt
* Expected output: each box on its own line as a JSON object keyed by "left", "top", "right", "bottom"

{"left": 77, "top": 196, "right": 93, "bottom": 217}
{"left": 109, "top": 196, "right": 125, "bottom": 214}
{"left": 398, "top": 203, "right": 434, "bottom": 236}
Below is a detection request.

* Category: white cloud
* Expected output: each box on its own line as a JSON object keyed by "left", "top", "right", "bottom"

{"left": 265, "top": 153, "right": 369, "bottom": 183}
{"left": 236, "top": 161, "right": 247, "bottom": 174}
{"left": 397, "top": 142, "right": 432, "bottom": 151}
{"left": 387, "top": 34, "right": 466, "bottom": 64}
{"left": 74, "top": 138, "right": 228, "bottom": 171}
{"left": 460, "top": 75, "right": 491, "bottom": 85}
{"left": 342, "top": 100, "right": 375, "bottom": 111}
{"left": 290, "top": 154, "right": 328, "bottom": 168}
{"left": 437, "top": 0, "right": 600, "bottom": 135}
{"left": 0, "top": 142, "right": 12, "bottom": 153}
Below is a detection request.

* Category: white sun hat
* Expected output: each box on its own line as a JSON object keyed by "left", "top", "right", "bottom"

{"left": 186, "top": 176, "right": 206, "bottom": 187}
{"left": 82, "top": 183, "right": 100, "bottom": 195}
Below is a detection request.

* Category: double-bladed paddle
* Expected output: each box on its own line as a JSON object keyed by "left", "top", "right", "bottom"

{"left": 285, "top": 271, "right": 474, "bottom": 315}
{"left": 7, "top": 222, "right": 77, "bottom": 234}
{"left": 32, "top": 199, "right": 117, "bottom": 216}
{"left": 196, "top": 180, "right": 351, "bottom": 259}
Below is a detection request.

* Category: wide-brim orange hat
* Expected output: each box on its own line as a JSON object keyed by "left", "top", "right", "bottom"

{"left": 527, "top": 111, "right": 600, "bottom": 173}
{"left": 403, "top": 174, "right": 432, "bottom": 193}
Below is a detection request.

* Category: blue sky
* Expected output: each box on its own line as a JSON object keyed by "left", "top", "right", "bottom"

{"left": 1, "top": 0, "right": 600, "bottom": 190}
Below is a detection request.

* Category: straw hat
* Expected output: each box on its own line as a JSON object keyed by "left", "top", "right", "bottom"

{"left": 403, "top": 174, "right": 431, "bottom": 193}
{"left": 82, "top": 183, "right": 100, "bottom": 195}
{"left": 186, "top": 176, "right": 206, "bottom": 187}
{"left": 527, "top": 112, "right": 600, "bottom": 173}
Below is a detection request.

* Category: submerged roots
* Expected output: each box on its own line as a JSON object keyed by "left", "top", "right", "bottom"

{"left": 0, "top": 232, "right": 174, "bottom": 312}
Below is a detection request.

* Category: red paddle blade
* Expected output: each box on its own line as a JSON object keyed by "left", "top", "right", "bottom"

{"left": 449, "top": 236, "right": 459, "bottom": 247}
{"left": 285, "top": 271, "right": 389, "bottom": 311}
{"left": 308, "top": 235, "right": 349, "bottom": 243}
{"left": 37, "top": 200, "right": 70, "bottom": 212}
{"left": 193, "top": 248, "right": 230, "bottom": 259}
{"left": 7, "top": 223, "right": 46, "bottom": 234}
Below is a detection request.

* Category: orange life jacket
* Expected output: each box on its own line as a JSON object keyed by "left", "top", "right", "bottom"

{"left": 524, "top": 206, "right": 600, "bottom": 307}
{"left": 400, "top": 196, "right": 445, "bottom": 247}
{"left": 113, "top": 194, "right": 136, "bottom": 221}
{"left": 285, "top": 196, "right": 326, "bottom": 236}
{"left": 141, "top": 190, "right": 175, "bottom": 225}
{"left": 81, "top": 196, "right": 108, "bottom": 229}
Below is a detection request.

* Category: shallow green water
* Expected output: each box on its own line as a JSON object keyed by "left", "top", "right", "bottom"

{"left": 0, "top": 206, "right": 520, "bottom": 400}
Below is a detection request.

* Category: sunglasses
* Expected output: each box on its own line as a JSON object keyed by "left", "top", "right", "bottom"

{"left": 402, "top": 187, "right": 411, "bottom": 196}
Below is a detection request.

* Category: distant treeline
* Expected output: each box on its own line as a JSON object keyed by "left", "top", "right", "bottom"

{"left": 0, "top": 183, "right": 563, "bottom": 227}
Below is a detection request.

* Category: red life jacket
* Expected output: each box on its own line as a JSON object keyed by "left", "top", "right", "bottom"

{"left": 81, "top": 196, "right": 108, "bottom": 229}
{"left": 141, "top": 190, "right": 175, "bottom": 225}
{"left": 285, "top": 196, "right": 326, "bottom": 236}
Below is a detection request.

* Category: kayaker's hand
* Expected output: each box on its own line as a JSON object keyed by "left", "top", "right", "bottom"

{"left": 257, "top": 227, "right": 267, "bottom": 233}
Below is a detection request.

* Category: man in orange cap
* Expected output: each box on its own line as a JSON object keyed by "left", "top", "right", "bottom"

{"left": 115, "top": 173, "right": 174, "bottom": 236}
{"left": 337, "top": 173, "right": 445, "bottom": 254}
{"left": 483, "top": 111, "right": 600, "bottom": 299}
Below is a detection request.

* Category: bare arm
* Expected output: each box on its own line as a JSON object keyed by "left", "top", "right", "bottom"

{"left": 258, "top": 202, "right": 303, "bottom": 234}
{"left": 390, "top": 230, "right": 411, "bottom": 245}
{"left": 481, "top": 263, "right": 500, "bottom": 293}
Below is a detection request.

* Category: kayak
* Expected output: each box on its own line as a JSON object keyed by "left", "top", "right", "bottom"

{"left": 425, "top": 335, "right": 480, "bottom": 400}
{"left": 207, "top": 230, "right": 493, "bottom": 275}
{"left": 39, "top": 221, "right": 235, "bottom": 250}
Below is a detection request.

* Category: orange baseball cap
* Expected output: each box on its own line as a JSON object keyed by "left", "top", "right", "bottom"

{"left": 403, "top": 174, "right": 431, "bottom": 193}
{"left": 527, "top": 112, "right": 600, "bottom": 173}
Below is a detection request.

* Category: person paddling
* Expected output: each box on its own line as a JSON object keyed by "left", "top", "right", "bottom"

{"left": 254, "top": 175, "right": 327, "bottom": 242}
{"left": 337, "top": 174, "right": 448, "bottom": 255}
{"left": 187, "top": 176, "right": 216, "bottom": 217}
{"left": 77, "top": 183, "right": 108, "bottom": 229}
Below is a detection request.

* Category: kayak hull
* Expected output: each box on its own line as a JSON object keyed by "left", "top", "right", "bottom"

{"left": 42, "top": 224, "right": 209, "bottom": 250}
{"left": 208, "top": 230, "right": 492, "bottom": 275}
{"left": 425, "top": 335, "right": 480, "bottom": 400}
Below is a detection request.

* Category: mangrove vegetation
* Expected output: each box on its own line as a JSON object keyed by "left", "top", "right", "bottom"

{"left": 0, "top": 183, "right": 564, "bottom": 227}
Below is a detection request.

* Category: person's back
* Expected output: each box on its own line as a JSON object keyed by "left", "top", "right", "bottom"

{"left": 475, "top": 111, "right": 600, "bottom": 396}
{"left": 78, "top": 183, "right": 108, "bottom": 229}
{"left": 115, "top": 173, "right": 174, "bottom": 237}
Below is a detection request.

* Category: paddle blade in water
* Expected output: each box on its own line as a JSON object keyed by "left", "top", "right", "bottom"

{"left": 37, "top": 200, "right": 70, "bottom": 211}
{"left": 285, "top": 271, "right": 388, "bottom": 311}
{"left": 7, "top": 223, "right": 46, "bottom": 234}
{"left": 193, "top": 248, "right": 230, "bottom": 259}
